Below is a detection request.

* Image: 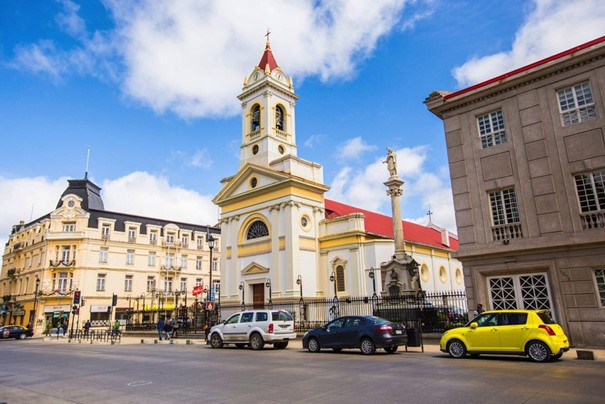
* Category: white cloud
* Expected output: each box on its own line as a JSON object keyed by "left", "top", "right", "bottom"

{"left": 337, "top": 136, "right": 378, "bottom": 160}
{"left": 0, "top": 173, "right": 218, "bottom": 250}
{"left": 453, "top": 0, "right": 605, "bottom": 87}
{"left": 326, "top": 146, "right": 457, "bottom": 232}
{"left": 188, "top": 149, "right": 214, "bottom": 169}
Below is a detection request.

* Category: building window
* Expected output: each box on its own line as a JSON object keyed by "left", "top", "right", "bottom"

{"left": 150, "top": 231, "right": 157, "bottom": 245}
{"left": 181, "top": 236, "right": 189, "bottom": 248}
{"left": 166, "top": 233, "right": 175, "bottom": 246}
{"left": 212, "top": 259, "right": 218, "bottom": 272}
{"left": 196, "top": 256, "right": 203, "bottom": 270}
{"left": 102, "top": 224, "right": 111, "bottom": 240}
{"left": 148, "top": 252, "right": 156, "bottom": 267}
{"left": 57, "top": 272, "right": 69, "bottom": 292}
{"left": 63, "top": 222, "right": 76, "bottom": 232}
{"left": 575, "top": 169, "right": 605, "bottom": 230}
{"left": 336, "top": 265, "right": 346, "bottom": 292}
{"left": 97, "top": 274, "right": 106, "bottom": 291}
{"left": 61, "top": 246, "right": 71, "bottom": 262}
{"left": 126, "top": 250, "right": 135, "bottom": 265}
{"left": 246, "top": 220, "right": 269, "bottom": 240}
{"left": 594, "top": 269, "right": 605, "bottom": 306}
{"left": 195, "top": 278, "right": 203, "bottom": 287}
{"left": 165, "top": 253, "right": 174, "bottom": 267}
{"left": 488, "top": 273, "right": 553, "bottom": 312}
{"left": 128, "top": 227, "right": 137, "bottom": 242}
{"left": 251, "top": 104, "right": 261, "bottom": 131}
{"left": 147, "top": 276, "right": 155, "bottom": 292}
{"left": 197, "top": 237, "right": 203, "bottom": 250}
{"left": 477, "top": 110, "right": 506, "bottom": 149}
{"left": 99, "top": 247, "right": 108, "bottom": 263}
{"left": 180, "top": 278, "right": 187, "bottom": 292}
{"left": 489, "top": 188, "right": 522, "bottom": 240}
{"left": 181, "top": 255, "right": 188, "bottom": 269}
{"left": 165, "top": 277, "right": 173, "bottom": 293}
{"left": 124, "top": 275, "right": 133, "bottom": 292}
{"left": 275, "top": 105, "right": 285, "bottom": 131}
{"left": 558, "top": 81, "right": 597, "bottom": 126}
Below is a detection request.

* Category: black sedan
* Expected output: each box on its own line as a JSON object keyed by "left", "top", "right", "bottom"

{"left": 302, "top": 315, "right": 407, "bottom": 355}
{"left": 0, "top": 325, "right": 34, "bottom": 340}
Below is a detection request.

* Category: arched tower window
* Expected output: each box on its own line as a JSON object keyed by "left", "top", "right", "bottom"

{"left": 251, "top": 104, "right": 261, "bottom": 131}
{"left": 275, "top": 105, "right": 285, "bottom": 131}
{"left": 246, "top": 220, "right": 269, "bottom": 240}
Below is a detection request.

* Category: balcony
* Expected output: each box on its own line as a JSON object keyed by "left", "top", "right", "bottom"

{"left": 276, "top": 129, "right": 289, "bottom": 141}
{"left": 128, "top": 236, "right": 137, "bottom": 243}
{"left": 161, "top": 265, "right": 182, "bottom": 273}
{"left": 580, "top": 211, "right": 605, "bottom": 230}
{"left": 248, "top": 129, "right": 261, "bottom": 141}
{"left": 101, "top": 234, "right": 110, "bottom": 241}
{"left": 162, "top": 240, "right": 182, "bottom": 248}
{"left": 491, "top": 223, "right": 523, "bottom": 242}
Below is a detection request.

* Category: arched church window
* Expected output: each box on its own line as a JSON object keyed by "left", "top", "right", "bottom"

{"left": 336, "top": 265, "right": 345, "bottom": 292}
{"left": 246, "top": 220, "right": 269, "bottom": 240}
{"left": 275, "top": 105, "right": 285, "bottom": 131}
{"left": 251, "top": 104, "right": 261, "bottom": 131}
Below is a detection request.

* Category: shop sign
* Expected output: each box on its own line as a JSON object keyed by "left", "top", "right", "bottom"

{"left": 44, "top": 305, "right": 71, "bottom": 313}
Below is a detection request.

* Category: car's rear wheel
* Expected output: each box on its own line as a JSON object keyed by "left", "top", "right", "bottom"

{"left": 527, "top": 341, "right": 551, "bottom": 362}
{"left": 235, "top": 343, "right": 246, "bottom": 348}
{"left": 209, "top": 333, "right": 223, "bottom": 349}
{"left": 360, "top": 338, "right": 376, "bottom": 355}
{"left": 249, "top": 333, "right": 265, "bottom": 350}
{"left": 19, "top": 333, "right": 26, "bottom": 340}
{"left": 307, "top": 337, "right": 321, "bottom": 353}
{"left": 384, "top": 346, "right": 398, "bottom": 354}
{"left": 447, "top": 339, "right": 467, "bottom": 358}
{"left": 274, "top": 341, "right": 288, "bottom": 349}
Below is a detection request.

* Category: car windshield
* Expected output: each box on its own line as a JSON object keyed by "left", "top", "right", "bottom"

{"left": 272, "top": 311, "right": 293, "bottom": 321}
{"left": 537, "top": 311, "right": 556, "bottom": 324}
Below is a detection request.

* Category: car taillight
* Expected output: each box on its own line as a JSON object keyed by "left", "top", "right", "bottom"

{"left": 293, "top": 323, "right": 295, "bottom": 332}
{"left": 375, "top": 325, "right": 393, "bottom": 333}
{"left": 539, "top": 324, "right": 556, "bottom": 336}
{"left": 268, "top": 323, "right": 274, "bottom": 333}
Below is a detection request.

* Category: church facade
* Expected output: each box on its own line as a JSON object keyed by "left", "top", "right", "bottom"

{"left": 214, "top": 40, "right": 463, "bottom": 310}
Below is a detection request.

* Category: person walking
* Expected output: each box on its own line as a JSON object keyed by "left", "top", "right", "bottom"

{"left": 112, "top": 320, "right": 120, "bottom": 336}
{"left": 163, "top": 318, "right": 172, "bottom": 340}
{"left": 157, "top": 317, "right": 165, "bottom": 341}
{"left": 83, "top": 320, "right": 91, "bottom": 337}
{"left": 171, "top": 317, "right": 179, "bottom": 338}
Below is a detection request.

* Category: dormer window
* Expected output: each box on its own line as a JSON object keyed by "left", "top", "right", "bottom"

{"left": 251, "top": 104, "right": 261, "bottom": 131}
{"left": 275, "top": 105, "right": 285, "bottom": 131}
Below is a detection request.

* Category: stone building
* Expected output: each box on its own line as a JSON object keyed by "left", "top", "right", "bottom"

{"left": 425, "top": 36, "right": 605, "bottom": 346}
{"left": 1, "top": 178, "right": 220, "bottom": 334}
{"left": 214, "top": 39, "right": 463, "bottom": 311}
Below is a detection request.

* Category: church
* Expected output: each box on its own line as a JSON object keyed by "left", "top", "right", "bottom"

{"left": 213, "top": 38, "right": 463, "bottom": 310}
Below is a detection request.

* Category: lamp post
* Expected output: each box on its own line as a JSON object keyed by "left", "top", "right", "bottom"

{"left": 239, "top": 281, "right": 245, "bottom": 311}
{"left": 368, "top": 267, "right": 377, "bottom": 298}
{"left": 140, "top": 294, "right": 146, "bottom": 323}
{"left": 329, "top": 271, "right": 339, "bottom": 319}
{"left": 265, "top": 278, "right": 272, "bottom": 309}
{"left": 32, "top": 276, "right": 40, "bottom": 327}
{"left": 206, "top": 230, "right": 216, "bottom": 328}
{"left": 296, "top": 275, "right": 303, "bottom": 304}
{"left": 329, "top": 271, "right": 338, "bottom": 300}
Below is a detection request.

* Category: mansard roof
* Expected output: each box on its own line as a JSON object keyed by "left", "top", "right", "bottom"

{"left": 324, "top": 199, "right": 458, "bottom": 251}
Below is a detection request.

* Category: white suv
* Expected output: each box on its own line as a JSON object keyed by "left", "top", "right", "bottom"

{"left": 208, "top": 309, "right": 296, "bottom": 350}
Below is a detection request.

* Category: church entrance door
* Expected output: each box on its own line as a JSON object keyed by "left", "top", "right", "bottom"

{"left": 252, "top": 284, "right": 265, "bottom": 309}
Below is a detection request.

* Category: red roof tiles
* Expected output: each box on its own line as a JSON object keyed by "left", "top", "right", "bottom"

{"left": 258, "top": 41, "right": 279, "bottom": 72}
{"left": 324, "top": 199, "right": 458, "bottom": 251}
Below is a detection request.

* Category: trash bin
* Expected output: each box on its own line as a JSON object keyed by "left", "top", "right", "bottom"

{"left": 406, "top": 328, "right": 421, "bottom": 347}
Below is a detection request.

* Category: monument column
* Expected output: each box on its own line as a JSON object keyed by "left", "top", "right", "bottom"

{"left": 385, "top": 177, "right": 405, "bottom": 258}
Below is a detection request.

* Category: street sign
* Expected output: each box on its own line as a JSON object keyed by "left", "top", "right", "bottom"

{"left": 206, "top": 301, "right": 215, "bottom": 311}
{"left": 192, "top": 285, "right": 204, "bottom": 296}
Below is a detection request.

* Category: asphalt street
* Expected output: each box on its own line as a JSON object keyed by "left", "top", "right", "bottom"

{"left": 1, "top": 337, "right": 604, "bottom": 403}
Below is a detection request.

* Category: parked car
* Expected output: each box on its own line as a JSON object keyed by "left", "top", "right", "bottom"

{"left": 0, "top": 325, "right": 34, "bottom": 340}
{"left": 208, "top": 309, "right": 296, "bottom": 350}
{"left": 440, "top": 309, "right": 570, "bottom": 362}
{"left": 302, "top": 315, "right": 407, "bottom": 355}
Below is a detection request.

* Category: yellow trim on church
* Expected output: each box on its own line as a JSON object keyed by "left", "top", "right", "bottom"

{"left": 220, "top": 186, "right": 324, "bottom": 214}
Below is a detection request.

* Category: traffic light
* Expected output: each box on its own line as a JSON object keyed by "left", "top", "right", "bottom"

{"left": 112, "top": 294, "right": 118, "bottom": 306}
{"left": 72, "top": 305, "right": 79, "bottom": 315}
{"left": 73, "top": 290, "right": 81, "bottom": 305}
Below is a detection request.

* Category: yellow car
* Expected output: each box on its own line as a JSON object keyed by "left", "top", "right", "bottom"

{"left": 440, "top": 309, "right": 569, "bottom": 362}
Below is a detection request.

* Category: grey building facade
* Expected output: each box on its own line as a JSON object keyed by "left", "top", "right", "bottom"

{"left": 425, "top": 37, "right": 605, "bottom": 347}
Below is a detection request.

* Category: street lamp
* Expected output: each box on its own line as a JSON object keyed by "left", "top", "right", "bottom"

{"left": 329, "top": 271, "right": 339, "bottom": 319}
{"left": 32, "top": 276, "right": 40, "bottom": 327}
{"left": 206, "top": 230, "right": 216, "bottom": 328}
{"left": 239, "top": 281, "right": 245, "bottom": 310}
{"left": 296, "top": 275, "right": 303, "bottom": 304}
{"left": 265, "top": 278, "right": 272, "bottom": 309}
{"left": 368, "top": 267, "right": 377, "bottom": 298}
{"left": 329, "top": 271, "right": 338, "bottom": 300}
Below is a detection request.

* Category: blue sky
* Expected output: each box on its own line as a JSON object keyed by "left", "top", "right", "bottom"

{"left": 1, "top": 0, "right": 604, "bottom": 248}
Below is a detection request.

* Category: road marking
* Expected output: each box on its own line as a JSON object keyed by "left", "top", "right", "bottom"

{"left": 128, "top": 381, "right": 152, "bottom": 387}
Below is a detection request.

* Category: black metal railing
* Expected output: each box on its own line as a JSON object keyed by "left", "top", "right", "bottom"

{"left": 67, "top": 329, "right": 122, "bottom": 343}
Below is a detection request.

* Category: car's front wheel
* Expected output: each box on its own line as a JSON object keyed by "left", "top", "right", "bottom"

{"left": 209, "top": 333, "right": 223, "bottom": 349}
{"left": 249, "top": 333, "right": 265, "bottom": 350}
{"left": 447, "top": 339, "right": 467, "bottom": 358}
{"left": 527, "top": 341, "right": 551, "bottom": 362}
{"left": 307, "top": 337, "right": 321, "bottom": 353}
{"left": 360, "top": 338, "right": 376, "bottom": 355}
{"left": 384, "top": 346, "right": 398, "bottom": 354}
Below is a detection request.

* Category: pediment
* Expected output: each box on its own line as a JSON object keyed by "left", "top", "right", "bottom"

{"left": 241, "top": 262, "right": 270, "bottom": 275}
{"left": 213, "top": 163, "right": 292, "bottom": 205}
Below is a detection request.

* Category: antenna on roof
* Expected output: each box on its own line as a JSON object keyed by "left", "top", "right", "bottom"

{"left": 85, "top": 146, "right": 90, "bottom": 179}
{"left": 426, "top": 204, "right": 434, "bottom": 224}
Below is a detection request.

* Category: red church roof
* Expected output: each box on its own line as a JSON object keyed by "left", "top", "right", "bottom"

{"left": 324, "top": 199, "right": 459, "bottom": 251}
{"left": 258, "top": 41, "right": 279, "bottom": 72}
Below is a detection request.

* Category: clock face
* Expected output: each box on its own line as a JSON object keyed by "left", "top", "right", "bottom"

{"left": 253, "top": 72, "right": 260, "bottom": 81}
{"left": 67, "top": 200, "right": 75, "bottom": 208}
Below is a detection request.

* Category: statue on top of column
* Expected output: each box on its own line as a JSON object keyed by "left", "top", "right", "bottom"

{"left": 384, "top": 147, "right": 398, "bottom": 178}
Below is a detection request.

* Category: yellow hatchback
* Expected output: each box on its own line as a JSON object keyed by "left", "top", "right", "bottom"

{"left": 440, "top": 309, "right": 569, "bottom": 362}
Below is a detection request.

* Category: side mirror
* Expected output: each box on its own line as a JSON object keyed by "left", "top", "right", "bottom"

{"left": 470, "top": 322, "right": 478, "bottom": 329}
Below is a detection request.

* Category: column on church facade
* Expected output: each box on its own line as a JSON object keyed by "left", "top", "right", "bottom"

{"left": 269, "top": 204, "right": 281, "bottom": 296}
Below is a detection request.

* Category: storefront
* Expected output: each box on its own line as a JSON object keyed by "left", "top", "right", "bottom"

{"left": 43, "top": 305, "right": 70, "bottom": 329}
{"left": 90, "top": 305, "right": 111, "bottom": 327}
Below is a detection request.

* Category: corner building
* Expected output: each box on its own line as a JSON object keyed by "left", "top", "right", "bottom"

{"left": 426, "top": 37, "right": 605, "bottom": 346}
{"left": 214, "top": 40, "right": 463, "bottom": 311}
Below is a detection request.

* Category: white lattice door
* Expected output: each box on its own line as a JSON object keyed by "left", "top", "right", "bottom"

{"left": 488, "top": 273, "right": 553, "bottom": 312}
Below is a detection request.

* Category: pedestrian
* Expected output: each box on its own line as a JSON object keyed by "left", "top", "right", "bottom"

{"left": 112, "top": 320, "right": 120, "bottom": 336}
{"left": 26, "top": 323, "right": 33, "bottom": 334}
{"left": 474, "top": 303, "right": 484, "bottom": 317}
{"left": 83, "top": 320, "right": 91, "bottom": 337}
{"left": 157, "top": 317, "right": 165, "bottom": 341}
{"left": 45, "top": 322, "right": 51, "bottom": 336}
{"left": 163, "top": 318, "right": 172, "bottom": 340}
{"left": 62, "top": 322, "right": 68, "bottom": 336}
{"left": 171, "top": 317, "right": 179, "bottom": 338}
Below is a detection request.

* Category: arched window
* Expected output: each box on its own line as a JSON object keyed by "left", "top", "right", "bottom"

{"left": 275, "top": 105, "right": 285, "bottom": 131}
{"left": 251, "top": 105, "right": 261, "bottom": 131}
{"left": 246, "top": 220, "right": 269, "bottom": 240}
{"left": 336, "top": 265, "right": 345, "bottom": 292}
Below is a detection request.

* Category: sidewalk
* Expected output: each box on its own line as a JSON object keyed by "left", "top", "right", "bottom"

{"left": 38, "top": 334, "right": 604, "bottom": 361}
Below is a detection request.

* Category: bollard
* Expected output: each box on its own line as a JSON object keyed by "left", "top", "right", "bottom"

{"left": 154, "top": 339, "right": 158, "bottom": 344}
{"left": 141, "top": 339, "right": 145, "bottom": 344}
{"left": 186, "top": 340, "right": 192, "bottom": 345}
